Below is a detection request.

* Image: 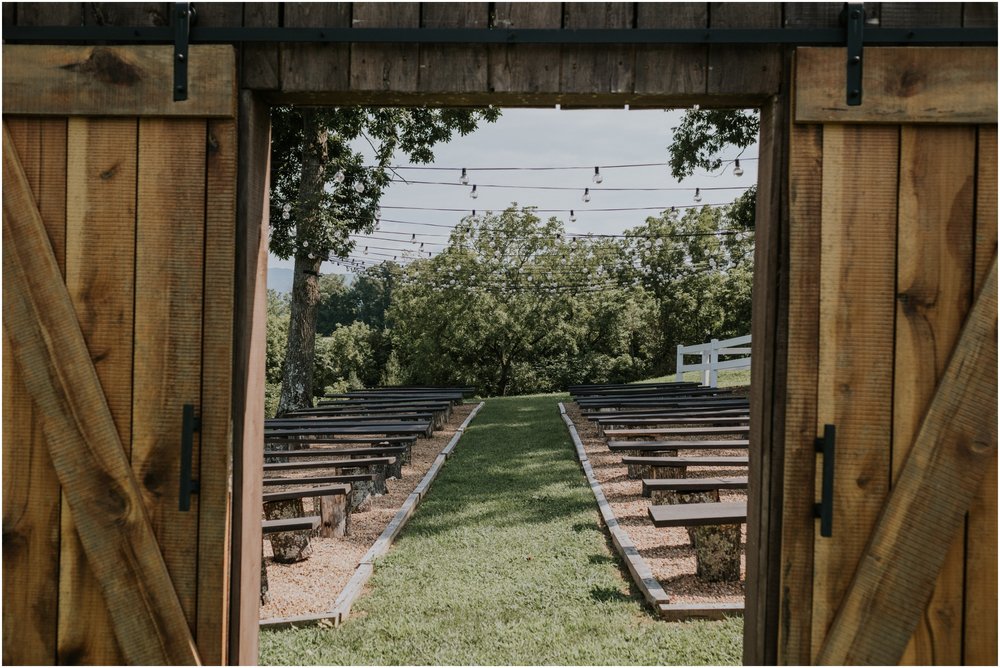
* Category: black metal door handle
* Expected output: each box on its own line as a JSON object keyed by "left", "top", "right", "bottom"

{"left": 180, "top": 404, "right": 201, "bottom": 511}
{"left": 814, "top": 424, "right": 835, "bottom": 537}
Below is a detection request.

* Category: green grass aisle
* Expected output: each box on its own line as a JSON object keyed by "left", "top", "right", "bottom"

{"left": 259, "top": 394, "right": 742, "bottom": 665}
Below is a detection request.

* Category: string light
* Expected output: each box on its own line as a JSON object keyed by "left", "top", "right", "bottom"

{"left": 733, "top": 159, "right": 744, "bottom": 177}
{"left": 582, "top": 188, "right": 591, "bottom": 203}
{"left": 470, "top": 184, "right": 478, "bottom": 199}
{"left": 353, "top": 181, "right": 365, "bottom": 193}
{"left": 593, "top": 167, "right": 603, "bottom": 184}
{"left": 460, "top": 168, "right": 469, "bottom": 185}
{"left": 333, "top": 170, "right": 345, "bottom": 184}
{"left": 570, "top": 210, "right": 577, "bottom": 222}
{"left": 693, "top": 188, "right": 702, "bottom": 203}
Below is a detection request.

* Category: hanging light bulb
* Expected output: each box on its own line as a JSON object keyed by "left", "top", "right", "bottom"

{"left": 353, "top": 181, "right": 365, "bottom": 193}
{"left": 582, "top": 188, "right": 591, "bottom": 203}
{"left": 570, "top": 210, "right": 576, "bottom": 223}
{"left": 733, "top": 159, "right": 744, "bottom": 177}
{"left": 470, "top": 184, "right": 478, "bottom": 199}
{"left": 693, "top": 188, "right": 702, "bottom": 202}
{"left": 411, "top": 233, "right": 416, "bottom": 241}
{"left": 363, "top": 246, "right": 368, "bottom": 255}
{"left": 333, "top": 170, "right": 345, "bottom": 184}
{"left": 308, "top": 252, "right": 316, "bottom": 259}
{"left": 593, "top": 167, "right": 603, "bottom": 184}
{"left": 460, "top": 168, "right": 469, "bottom": 185}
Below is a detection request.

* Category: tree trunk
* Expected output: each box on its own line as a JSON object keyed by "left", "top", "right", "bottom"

{"left": 268, "top": 108, "right": 330, "bottom": 564}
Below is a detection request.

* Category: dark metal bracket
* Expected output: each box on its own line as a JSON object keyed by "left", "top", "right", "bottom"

{"left": 173, "top": 2, "right": 193, "bottom": 101}
{"left": 845, "top": 3, "right": 865, "bottom": 105}
{"left": 814, "top": 424, "right": 836, "bottom": 538}
{"left": 180, "top": 403, "right": 201, "bottom": 511}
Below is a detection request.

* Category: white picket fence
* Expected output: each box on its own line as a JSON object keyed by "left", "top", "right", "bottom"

{"left": 675, "top": 334, "right": 752, "bottom": 388}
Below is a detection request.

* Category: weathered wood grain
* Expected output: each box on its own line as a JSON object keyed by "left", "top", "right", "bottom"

{"left": 709, "top": 3, "right": 782, "bottom": 97}
{"left": 281, "top": 4, "right": 351, "bottom": 93}
{"left": 230, "top": 89, "right": 270, "bottom": 666}
{"left": 242, "top": 3, "right": 281, "bottom": 90}
{"left": 776, "top": 121, "right": 822, "bottom": 667}
{"left": 810, "top": 124, "right": 899, "bottom": 660}
{"left": 815, "top": 255, "right": 998, "bottom": 666}
{"left": 2, "top": 122, "right": 201, "bottom": 666}
{"left": 964, "top": 2, "right": 999, "bottom": 27}
{"left": 2, "top": 118, "right": 65, "bottom": 667}
{"left": 133, "top": 118, "right": 206, "bottom": 629}
{"left": 635, "top": 3, "right": 707, "bottom": 97}
{"left": 83, "top": 2, "right": 170, "bottom": 27}
{"left": 350, "top": 3, "right": 420, "bottom": 92}
{"left": 964, "top": 126, "right": 998, "bottom": 667}
{"left": 15, "top": 2, "right": 83, "bottom": 25}
{"left": 795, "top": 47, "right": 998, "bottom": 124}
{"left": 419, "top": 3, "right": 489, "bottom": 93}
{"left": 881, "top": 2, "right": 963, "bottom": 27}
{"left": 196, "top": 118, "right": 237, "bottom": 665}
{"left": 3, "top": 45, "right": 236, "bottom": 117}
{"left": 488, "top": 3, "right": 562, "bottom": 100}
{"left": 561, "top": 3, "right": 635, "bottom": 96}
{"left": 58, "top": 117, "right": 138, "bottom": 666}
{"left": 893, "top": 126, "right": 975, "bottom": 666}
{"left": 782, "top": 3, "right": 842, "bottom": 28}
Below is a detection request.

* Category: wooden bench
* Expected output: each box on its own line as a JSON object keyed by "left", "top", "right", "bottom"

{"left": 262, "top": 516, "right": 321, "bottom": 535}
{"left": 262, "top": 473, "right": 376, "bottom": 487}
{"left": 581, "top": 407, "right": 749, "bottom": 420}
{"left": 608, "top": 439, "right": 749, "bottom": 452}
{"left": 641, "top": 476, "right": 749, "bottom": 497}
{"left": 603, "top": 425, "right": 750, "bottom": 439}
{"left": 263, "top": 484, "right": 351, "bottom": 538}
{"left": 264, "top": 421, "right": 433, "bottom": 438}
{"left": 619, "top": 455, "right": 749, "bottom": 480}
{"left": 648, "top": 501, "right": 747, "bottom": 582}
{"left": 264, "top": 456, "right": 397, "bottom": 508}
{"left": 264, "top": 444, "right": 410, "bottom": 469}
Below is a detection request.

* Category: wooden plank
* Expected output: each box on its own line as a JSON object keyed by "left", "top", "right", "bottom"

{"left": 795, "top": 47, "right": 998, "bottom": 124}
{"left": 133, "top": 118, "right": 206, "bottom": 629}
{"left": 560, "top": 3, "right": 635, "bottom": 95}
{"left": 488, "top": 3, "right": 562, "bottom": 100}
{"left": 56, "top": 117, "right": 138, "bottom": 666}
{"left": 708, "top": 2, "right": 782, "bottom": 97}
{"left": 230, "top": 89, "right": 269, "bottom": 666}
{"left": 350, "top": 3, "right": 420, "bottom": 92}
{"left": 242, "top": 2, "right": 281, "bottom": 90}
{"left": 1, "top": 118, "right": 65, "bottom": 667}
{"left": 809, "top": 124, "right": 899, "bottom": 659}
{"left": 3, "top": 45, "right": 236, "bottom": 117}
{"left": 881, "top": 2, "right": 964, "bottom": 27}
{"left": 635, "top": 2, "right": 707, "bottom": 97}
{"left": 14, "top": 2, "right": 83, "bottom": 25}
{"left": 83, "top": 3, "right": 171, "bottom": 27}
{"left": 964, "top": 2, "right": 999, "bottom": 27}
{"left": 2, "top": 122, "right": 200, "bottom": 665}
{"left": 776, "top": 121, "right": 823, "bottom": 666}
{"left": 648, "top": 502, "right": 748, "bottom": 528}
{"left": 281, "top": 3, "right": 351, "bottom": 93}
{"left": 783, "top": 3, "right": 843, "bottom": 28}
{"left": 262, "top": 516, "right": 321, "bottom": 534}
{"left": 196, "top": 118, "right": 237, "bottom": 665}
{"left": 815, "top": 256, "right": 998, "bottom": 666}
{"left": 658, "top": 602, "right": 744, "bottom": 621}
{"left": 743, "top": 93, "right": 788, "bottom": 667}
{"left": 964, "top": 126, "right": 998, "bottom": 667}
{"left": 893, "top": 126, "right": 975, "bottom": 665}
{"left": 418, "top": 3, "right": 489, "bottom": 93}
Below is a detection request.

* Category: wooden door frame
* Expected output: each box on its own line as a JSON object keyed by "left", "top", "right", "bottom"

{"left": 230, "top": 81, "right": 794, "bottom": 664}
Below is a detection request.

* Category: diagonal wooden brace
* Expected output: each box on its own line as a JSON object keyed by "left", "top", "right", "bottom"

{"left": 2, "top": 123, "right": 202, "bottom": 665}
{"left": 815, "top": 254, "right": 998, "bottom": 665}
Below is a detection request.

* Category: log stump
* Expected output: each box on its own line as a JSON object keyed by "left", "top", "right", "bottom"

{"left": 649, "top": 456, "right": 686, "bottom": 504}
{"left": 681, "top": 489, "right": 741, "bottom": 582}
{"left": 265, "top": 499, "right": 313, "bottom": 563}
{"left": 319, "top": 493, "right": 350, "bottom": 538}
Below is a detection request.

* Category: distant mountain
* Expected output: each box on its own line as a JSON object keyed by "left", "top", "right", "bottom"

{"left": 268, "top": 267, "right": 356, "bottom": 294}
{"left": 267, "top": 268, "right": 294, "bottom": 294}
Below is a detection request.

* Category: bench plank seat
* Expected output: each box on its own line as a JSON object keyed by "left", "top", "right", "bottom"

{"left": 263, "top": 473, "right": 376, "bottom": 486}
{"left": 642, "top": 476, "right": 749, "bottom": 497}
{"left": 582, "top": 408, "right": 749, "bottom": 419}
{"left": 597, "top": 416, "right": 749, "bottom": 427}
{"left": 262, "top": 516, "right": 321, "bottom": 534}
{"left": 604, "top": 425, "right": 750, "bottom": 438}
{"left": 262, "top": 484, "right": 350, "bottom": 503}
{"left": 620, "top": 455, "right": 749, "bottom": 468}
{"left": 608, "top": 440, "right": 749, "bottom": 452}
{"left": 263, "top": 455, "right": 396, "bottom": 472}
{"left": 648, "top": 501, "right": 748, "bottom": 528}
{"left": 264, "top": 445, "right": 407, "bottom": 458}
{"left": 265, "top": 413, "right": 433, "bottom": 426}
{"left": 264, "top": 435, "right": 416, "bottom": 446}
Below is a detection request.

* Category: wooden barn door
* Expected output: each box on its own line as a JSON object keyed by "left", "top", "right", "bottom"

{"left": 778, "top": 47, "right": 997, "bottom": 665}
{"left": 3, "top": 45, "right": 237, "bottom": 665}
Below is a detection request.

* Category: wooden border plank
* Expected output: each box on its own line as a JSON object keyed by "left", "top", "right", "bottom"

{"left": 893, "top": 125, "right": 976, "bottom": 665}
{"left": 57, "top": 116, "right": 138, "bottom": 665}
{"left": 349, "top": 3, "right": 420, "bottom": 92}
{"left": 2, "top": 121, "right": 201, "bottom": 666}
{"left": 810, "top": 124, "right": 899, "bottom": 659}
{"left": 3, "top": 45, "right": 236, "bottom": 117}
{"left": 815, "top": 256, "right": 998, "bottom": 666}
{"left": 197, "top": 118, "right": 237, "bottom": 665}
{"left": 133, "top": 117, "right": 207, "bottom": 629}
{"left": 964, "top": 125, "right": 999, "bottom": 666}
{"left": 2, "top": 117, "right": 66, "bottom": 666}
{"left": 776, "top": 120, "right": 823, "bottom": 666}
{"left": 795, "top": 47, "right": 998, "bottom": 124}
{"left": 418, "top": 3, "right": 489, "bottom": 93}
{"left": 634, "top": 2, "right": 707, "bottom": 97}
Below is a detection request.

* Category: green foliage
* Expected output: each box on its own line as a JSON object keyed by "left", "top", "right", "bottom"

{"left": 315, "top": 273, "right": 354, "bottom": 335}
{"left": 260, "top": 395, "right": 743, "bottom": 666}
{"left": 313, "top": 321, "right": 376, "bottom": 395}
{"left": 667, "top": 109, "right": 759, "bottom": 180}
{"left": 269, "top": 106, "right": 501, "bottom": 261}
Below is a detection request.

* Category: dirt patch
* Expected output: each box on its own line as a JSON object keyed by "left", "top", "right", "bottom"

{"left": 564, "top": 400, "right": 747, "bottom": 606}
{"left": 260, "top": 403, "right": 476, "bottom": 620}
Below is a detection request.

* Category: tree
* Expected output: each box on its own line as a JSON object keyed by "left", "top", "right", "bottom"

{"left": 270, "top": 106, "right": 501, "bottom": 417}
{"left": 315, "top": 273, "right": 354, "bottom": 336}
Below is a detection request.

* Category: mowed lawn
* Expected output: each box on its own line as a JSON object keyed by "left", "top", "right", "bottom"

{"left": 259, "top": 394, "right": 743, "bottom": 665}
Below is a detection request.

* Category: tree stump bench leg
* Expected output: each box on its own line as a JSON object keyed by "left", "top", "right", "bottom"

{"left": 649, "top": 461, "right": 687, "bottom": 504}
{"left": 319, "top": 493, "right": 350, "bottom": 538}
{"left": 681, "top": 490, "right": 741, "bottom": 582}
{"left": 265, "top": 499, "right": 313, "bottom": 563}
{"left": 626, "top": 449, "right": 647, "bottom": 479}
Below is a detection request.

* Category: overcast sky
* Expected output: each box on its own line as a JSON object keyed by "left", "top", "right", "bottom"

{"left": 269, "top": 107, "right": 758, "bottom": 274}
